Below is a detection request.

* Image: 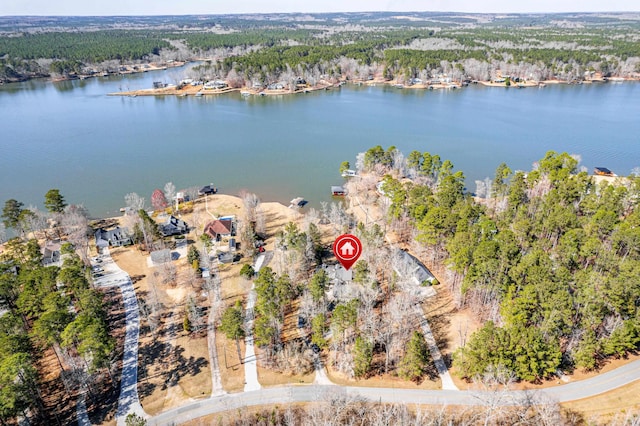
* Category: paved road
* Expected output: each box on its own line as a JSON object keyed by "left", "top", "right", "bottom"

{"left": 92, "top": 249, "right": 147, "bottom": 426}
{"left": 147, "top": 358, "right": 640, "bottom": 425}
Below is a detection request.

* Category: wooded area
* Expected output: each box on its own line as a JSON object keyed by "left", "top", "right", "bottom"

{"left": 373, "top": 146, "right": 640, "bottom": 382}
{"left": 0, "top": 191, "right": 114, "bottom": 424}
{"left": 1, "top": 13, "right": 639, "bottom": 83}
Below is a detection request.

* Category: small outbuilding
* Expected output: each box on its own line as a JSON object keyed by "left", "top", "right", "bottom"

{"left": 198, "top": 184, "right": 217, "bottom": 196}
{"left": 594, "top": 167, "right": 615, "bottom": 177}
{"left": 331, "top": 186, "right": 347, "bottom": 196}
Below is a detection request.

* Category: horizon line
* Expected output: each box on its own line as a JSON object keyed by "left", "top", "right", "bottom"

{"left": 2, "top": 10, "right": 640, "bottom": 18}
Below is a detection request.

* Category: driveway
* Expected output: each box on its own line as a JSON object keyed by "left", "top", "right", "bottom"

{"left": 91, "top": 249, "right": 146, "bottom": 426}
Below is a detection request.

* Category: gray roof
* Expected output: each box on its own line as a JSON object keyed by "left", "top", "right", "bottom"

{"left": 150, "top": 249, "right": 171, "bottom": 264}
{"left": 160, "top": 215, "right": 189, "bottom": 236}
{"left": 394, "top": 249, "right": 435, "bottom": 285}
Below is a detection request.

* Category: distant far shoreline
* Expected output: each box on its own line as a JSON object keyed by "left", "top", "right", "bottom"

{"left": 108, "top": 70, "right": 640, "bottom": 99}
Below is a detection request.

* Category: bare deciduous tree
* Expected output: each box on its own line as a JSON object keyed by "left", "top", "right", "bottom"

{"left": 124, "top": 192, "right": 145, "bottom": 212}
{"left": 164, "top": 182, "right": 176, "bottom": 210}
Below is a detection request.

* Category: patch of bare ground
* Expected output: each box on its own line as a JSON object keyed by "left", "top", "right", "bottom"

{"left": 35, "top": 346, "right": 80, "bottom": 425}
{"left": 216, "top": 334, "right": 245, "bottom": 393}
{"left": 214, "top": 263, "right": 248, "bottom": 392}
{"left": 180, "top": 403, "right": 309, "bottom": 426}
{"left": 109, "top": 239, "right": 210, "bottom": 416}
{"left": 257, "top": 364, "right": 315, "bottom": 386}
{"left": 326, "top": 365, "right": 441, "bottom": 390}
{"left": 561, "top": 376, "right": 640, "bottom": 422}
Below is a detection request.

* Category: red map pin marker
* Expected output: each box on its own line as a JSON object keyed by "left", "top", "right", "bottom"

{"left": 333, "top": 234, "right": 362, "bottom": 270}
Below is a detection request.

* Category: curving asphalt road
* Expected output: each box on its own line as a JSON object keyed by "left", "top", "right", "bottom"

{"left": 87, "top": 246, "right": 640, "bottom": 426}
{"left": 147, "top": 359, "right": 640, "bottom": 426}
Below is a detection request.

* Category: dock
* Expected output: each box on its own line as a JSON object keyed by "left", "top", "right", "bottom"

{"left": 331, "top": 186, "right": 347, "bottom": 196}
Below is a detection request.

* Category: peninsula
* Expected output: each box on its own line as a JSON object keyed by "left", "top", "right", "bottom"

{"left": 2, "top": 147, "right": 640, "bottom": 425}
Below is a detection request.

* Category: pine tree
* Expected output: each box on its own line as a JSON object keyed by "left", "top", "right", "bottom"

{"left": 398, "top": 331, "right": 429, "bottom": 381}
{"left": 44, "top": 189, "right": 67, "bottom": 213}
{"left": 353, "top": 336, "right": 373, "bottom": 379}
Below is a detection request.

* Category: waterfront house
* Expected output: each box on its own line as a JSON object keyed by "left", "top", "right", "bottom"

{"left": 267, "top": 82, "right": 286, "bottom": 90}
{"left": 159, "top": 215, "right": 189, "bottom": 237}
{"left": 41, "top": 240, "right": 62, "bottom": 266}
{"left": 204, "top": 80, "right": 227, "bottom": 90}
{"left": 94, "top": 226, "right": 132, "bottom": 247}
{"left": 204, "top": 218, "right": 235, "bottom": 241}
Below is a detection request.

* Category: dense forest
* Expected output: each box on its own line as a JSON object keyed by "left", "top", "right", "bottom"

{"left": 1, "top": 12, "right": 639, "bottom": 83}
{"left": 369, "top": 146, "right": 640, "bottom": 382}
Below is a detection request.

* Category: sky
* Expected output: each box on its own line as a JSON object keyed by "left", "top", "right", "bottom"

{"left": 1, "top": 0, "right": 639, "bottom": 16}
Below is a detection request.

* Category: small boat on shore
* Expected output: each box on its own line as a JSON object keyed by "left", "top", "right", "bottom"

{"left": 289, "top": 197, "right": 308, "bottom": 208}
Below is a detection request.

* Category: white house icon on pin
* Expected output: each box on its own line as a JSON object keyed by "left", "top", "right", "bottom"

{"left": 340, "top": 241, "right": 355, "bottom": 257}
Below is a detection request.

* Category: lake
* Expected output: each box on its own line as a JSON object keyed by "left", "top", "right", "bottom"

{"left": 1, "top": 64, "right": 639, "bottom": 218}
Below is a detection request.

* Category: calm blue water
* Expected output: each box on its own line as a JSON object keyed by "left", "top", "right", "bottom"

{"left": 1, "top": 65, "right": 639, "bottom": 218}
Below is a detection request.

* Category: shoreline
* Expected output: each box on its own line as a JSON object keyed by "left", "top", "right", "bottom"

{"left": 108, "top": 72, "right": 640, "bottom": 98}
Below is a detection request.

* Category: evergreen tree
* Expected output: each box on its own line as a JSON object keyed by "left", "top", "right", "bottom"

{"left": 239, "top": 264, "right": 255, "bottom": 280}
{"left": 1, "top": 199, "right": 24, "bottom": 229}
{"left": 44, "top": 189, "right": 66, "bottom": 213}
{"left": 219, "top": 301, "right": 245, "bottom": 340}
{"left": 311, "top": 313, "right": 327, "bottom": 349}
{"left": 353, "top": 336, "right": 373, "bottom": 378}
{"left": 398, "top": 331, "right": 429, "bottom": 381}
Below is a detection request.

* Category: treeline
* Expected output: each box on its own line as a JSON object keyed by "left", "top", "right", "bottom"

{"left": 2, "top": 19, "right": 640, "bottom": 84}
{"left": 0, "top": 242, "right": 114, "bottom": 424}
{"left": 0, "top": 30, "right": 171, "bottom": 63}
{"left": 384, "top": 48, "right": 487, "bottom": 71}
{"left": 371, "top": 146, "right": 640, "bottom": 382}
{"left": 172, "top": 29, "right": 322, "bottom": 51}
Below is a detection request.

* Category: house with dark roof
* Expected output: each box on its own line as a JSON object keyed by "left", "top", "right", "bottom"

{"left": 94, "top": 226, "right": 132, "bottom": 247}
{"left": 159, "top": 215, "right": 189, "bottom": 237}
{"left": 204, "top": 218, "right": 234, "bottom": 241}
{"left": 41, "top": 240, "right": 62, "bottom": 266}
